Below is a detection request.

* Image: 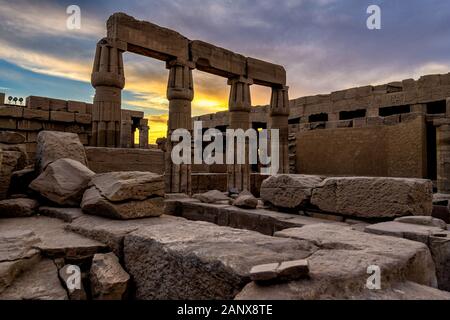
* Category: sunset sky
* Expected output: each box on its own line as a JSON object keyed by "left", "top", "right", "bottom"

{"left": 1, "top": 0, "right": 450, "bottom": 143}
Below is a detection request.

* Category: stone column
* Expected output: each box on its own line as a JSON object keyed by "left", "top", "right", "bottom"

{"left": 91, "top": 38, "right": 125, "bottom": 147}
{"left": 436, "top": 120, "right": 450, "bottom": 193}
{"left": 165, "top": 61, "right": 194, "bottom": 194}
{"left": 120, "top": 120, "right": 133, "bottom": 148}
{"left": 227, "top": 77, "right": 252, "bottom": 192}
{"left": 269, "top": 86, "right": 290, "bottom": 174}
{"left": 139, "top": 119, "right": 149, "bottom": 149}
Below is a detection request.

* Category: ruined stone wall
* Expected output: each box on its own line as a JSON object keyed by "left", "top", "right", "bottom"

{"left": 194, "top": 73, "right": 450, "bottom": 176}
{"left": 0, "top": 95, "right": 147, "bottom": 161}
{"left": 85, "top": 147, "right": 164, "bottom": 174}
{"left": 296, "top": 115, "right": 427, "bottom": 178}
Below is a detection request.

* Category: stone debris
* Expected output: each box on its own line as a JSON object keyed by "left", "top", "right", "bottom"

{"left": 250, "top": 259, "right": 309, "bottom": 282}
{"left": 81, "top": 186, "right": 164, "bottom": 220}
{"left": 260, "top": 174, "right": 324, "bottom": 209}
{"left": 90, "top": 253, "right": 130, "bottom": 300}
{"left": 233, "top": 191, "right": 258, "bottom": 209}
{"left": 36, "top": 131, "right": 88, "bottom": 172}
{"left": 59, "top": 264, "right": 87, "bottom": 300}
{"left": 311, "top": 177, "right": 433, "bottom": 218}
{"left": 89, "top": 171, "right": 164, "bottom": 202}
{"left": 30, "top": 158, "right": 95, "bottom": 206}
{"left": 193, "top": 190, "right": 230, "bottom": 204}
{"left": 0, "top": 198, "right": 38, "bottom": 217}
{"left": 0, "top": 149, "right": 27, "bottom": 199}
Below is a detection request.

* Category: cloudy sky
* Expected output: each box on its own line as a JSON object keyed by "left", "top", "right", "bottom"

{"left": 0, "top": 0, "right": 449, "bottom": 142}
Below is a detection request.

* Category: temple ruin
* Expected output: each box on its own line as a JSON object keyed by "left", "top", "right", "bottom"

{"left": 0, "top": 13, "right": 450, "bottom": 301}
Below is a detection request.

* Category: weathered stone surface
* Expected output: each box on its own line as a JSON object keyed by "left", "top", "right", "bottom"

{"left": 260, "top": 174, "right": 324, "bottom": 209}
{"left": 124, "top": 220, "right": 316, "bottom": 299}
{"left": 89, "top": 171, "right": 164, "bottom": 202}
{"left": 0, "top": 230, "right": 41, "bottom": 293}
{"left": 236, "top": 280, "right": 450, "bottom": 300}
{"left": 395, "top": 216, "right": 448, "bottom": 229}
{"left": 365, "top": 221, "right": 450, "bottom": 291}
{"left": 0, "top": 198, "right": 38, "bottom": 217}
{"left": 0, "top": 131, "right": 25, "bottom": 144}
{"left": 81, "top": 187, "right": 164, "bottom": 220}
{"left": 193, "top": 190, "right": 230, "bottom": 204}
{"left": 233, "top": 191, "right": 258, "bottom": 209}
{"left": 36, "top": 131, "right": 88, "bottom": 172}
{"left": 262, "top": 224, "right": 438, "bottom": 299}
{"left": 66, "top": 214, "right": 181, "bottom": 258}
{"left": 0, "top": 259, "right": 68, "bottom": 300}
{"left": 39, "top": 206, "right": 83, "bottom": 223}
{"left": 59, "top": 265, "right": 87, "bottom": 300}
{"left": 168, "top": 197, "right": 345, "bottom": 236}
{"left": 247, "top": 57, "right": 286, "bottom": 86}
{"left": 311, "top": 177, "right": 433, "bottom": 218}
{"left": 90, "top": 253, "right": 130, "bottom": 300}
{"left": 0, "top": 216, "right": 107, "bottom": 261}
{"left": 30, "top": 158, "right": 95, "bottom": 206}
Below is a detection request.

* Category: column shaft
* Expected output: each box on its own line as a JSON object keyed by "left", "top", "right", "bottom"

{"left": 227, "top": 78, "right": 252, "bottom": 192}
{"left": 437, "top": 124, "right": 450, "bottom": 193}
{"left": 269, "top": 86, "right": 290, "bottom": 174}
{"left": 165, "top": 62, "right": 194, "bottom": 194}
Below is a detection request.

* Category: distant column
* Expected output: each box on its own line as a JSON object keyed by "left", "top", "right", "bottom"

{"left": 227, "top": 77, "right": 252, "bottom": 192}
{"left": 120, "top": 120, "right": 133, "bottom": 148}
{"left": 165, "top": 61, "right": 194, "bottom": 194}
{"left": 436, "top": 120, "right": 450, "bottom": 193}
{"left": 91, "top": 38, "right": 125, "bottom": 147}
{"left": 269, "top": 86, "right": 290, "bottom": 174}
{"left": 139, "top": 119, "right": 149, "bottom": 149}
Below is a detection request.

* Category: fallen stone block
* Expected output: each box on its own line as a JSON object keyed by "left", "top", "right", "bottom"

{"left": 0, "top": 150, "right": 27, "bottom": 199}
{"left": 30, "top": 158, "right": 95, "bottom": 206}
{"left": 0, "top": 198, "right": 38, "bottom": 217}
{"left": 0, "top": 259, "right": 68, "bottom": 300}
{"left": 274, "top": 224, "right": 438, "bottom": 295}
{"left": 365, "top": 221, "right": 450, "bottom": 291}
{"left": 81, "top": 187, "right": 164, "bottom": 220}
{"left": 193, "top": 190, "right": 230, "bottom": 204}
{"left": 260, "top": 174, "right": 324, "bottom": 209}
{"left": 233, "top": 191, "right": 258, "bottom": 209}
{"left": 0, "top": 216, "right": 107, "bottom": 262}
{"left": 124, "top": 220, "right": 316, "bottom": 299}
{"left": 89, "top": 171, "right": 164, "bottom": 202}
{"left": 59, "top": 264, "right": 87, "bottom": 300}
{"left": 36, "top": 131, "right": 88, "bottom": 172}
{"left": 90, "top": 253, "right": 130, "bottom": 300}
{"left": 311, "top": 177, "right": 433, "bottom": 218}
{"left": 66, "top": 214, "right": 181, "bottom": 258}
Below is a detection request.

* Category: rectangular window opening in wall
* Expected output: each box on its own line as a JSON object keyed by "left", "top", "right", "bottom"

{"left": 288, "top": 117, "right": 301, "bottom": 125}
{"left": 339, "top": 109, "right": 367, "bottom": 120}
{"left": 379, "top": 105, "right": 411, "bottom": 117}
{"left": 309, "top": 113, "right": 328, "bottom": 123}
{"left": 427, "top": 101, "right": 446, "bottom": 115}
